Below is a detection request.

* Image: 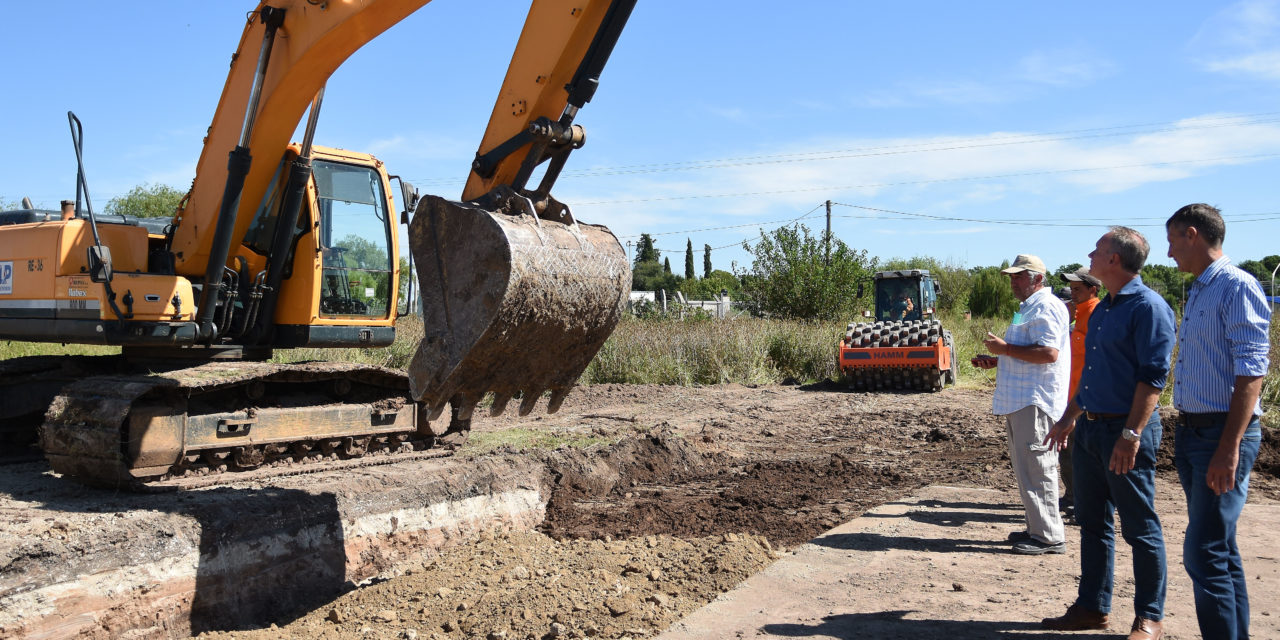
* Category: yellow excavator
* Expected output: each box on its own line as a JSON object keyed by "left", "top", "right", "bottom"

{"left": 0, "top": 0, "right": 635, "bottom": 488}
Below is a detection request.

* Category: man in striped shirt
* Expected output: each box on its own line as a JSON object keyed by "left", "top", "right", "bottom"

{"left": 1166, "top": 203, "right": 1271, "bottom": 640}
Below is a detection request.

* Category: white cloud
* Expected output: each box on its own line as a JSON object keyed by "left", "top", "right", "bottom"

{"left": 852, "top": 48, "right": 1113, "bottom": 109}
{"left": 1016, "top": 49, "right": 1116, "bottom": 87}
{"left": 1194, "top": 0, "right": 1280, "bottom": 81}
{"left": 364, "top": 133, "right": 472, "bottom": 161}
{"left": 1204, "top": 50, "right": 1280, "bottom": 80}
{"left": 566, "top": 113, "right": 1280, "bottom": 218}
{"left": 853, "top": 79, "right": 1006, "bottom": 108}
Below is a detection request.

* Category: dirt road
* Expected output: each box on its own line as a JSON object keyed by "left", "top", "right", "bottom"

{"left": 175, "top": 383, "right": 1278, "bottom": 640}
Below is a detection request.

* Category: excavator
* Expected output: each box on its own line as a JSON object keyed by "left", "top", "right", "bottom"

{"left": 0, "top": 0, "right": 635, "bottom": 489}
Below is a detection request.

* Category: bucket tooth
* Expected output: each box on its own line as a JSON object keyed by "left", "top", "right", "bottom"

{"left": 490, "top": 393, "right": 512, "bottom": 417}
{"left": 547, "top": 387, "right": 571, "bottom": 414}
{"left": 453, "top": 394, "right": 476, "bottom": 421}
{"left": 407, "top": 193, "right": 629, "bottom": 417}
{"left": 427, "top": 403, "right": 447, "bottom": 421}
{"left": 518, "top": 388, "right": 544, "bottom": 416}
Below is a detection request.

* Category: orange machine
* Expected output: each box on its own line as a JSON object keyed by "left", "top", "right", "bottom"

{"left": 837, "top": 270, "right": 957, "bottom": 391}
{"left": 0, "top": 0, "right": 636, "bottom": 488}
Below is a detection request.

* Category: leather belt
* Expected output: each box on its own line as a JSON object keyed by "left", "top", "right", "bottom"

{"left": 1084, "top": 411, "right": 1127, "bottom": 421}
{"left": 1177, "top": 412, "right": 1230, "bottom": 429}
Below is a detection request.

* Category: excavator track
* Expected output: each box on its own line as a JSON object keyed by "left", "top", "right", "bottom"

{"left": 0, "top": 355, "right": 127, "bottom": 463}
{"left": 39, "top": 361, "right": 465, "bottom": 490}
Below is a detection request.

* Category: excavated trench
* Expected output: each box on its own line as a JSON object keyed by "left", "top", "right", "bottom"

{"left": 0, "top": 432, "right": 713, "bottom": 639}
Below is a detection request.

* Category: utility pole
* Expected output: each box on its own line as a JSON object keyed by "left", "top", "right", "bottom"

{"left": 824, "top": 200, "right": 832, "bottom": 266}
{"left": 626, "top": 240, "right": 632, "bottom": 264}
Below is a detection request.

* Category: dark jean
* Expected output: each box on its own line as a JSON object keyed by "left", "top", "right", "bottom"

{"left": 1175, "top": 417, "right": 1262, "bottom": 640}
{"left": 1072, "top": 412, "right": 1166, "bottom": 619}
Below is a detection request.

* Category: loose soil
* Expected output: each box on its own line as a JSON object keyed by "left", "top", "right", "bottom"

{"left": 58, "top": 383, "right": 1280, "bottom": 639}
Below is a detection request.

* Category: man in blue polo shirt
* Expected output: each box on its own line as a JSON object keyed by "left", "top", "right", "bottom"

{"left": 1042, "top": 226, "right": 1175, "bottom": 640}
{"left": 1166, "top": 203, "right": 1270, "bottom": 640}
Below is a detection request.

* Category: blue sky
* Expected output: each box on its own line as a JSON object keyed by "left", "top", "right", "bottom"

{"left": 5, "top": 1, "right": 1280, "bottom": 279}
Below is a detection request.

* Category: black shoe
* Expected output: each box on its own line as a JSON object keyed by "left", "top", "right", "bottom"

{"left": 1012, "top": 538, "right": 1066, "bottom": 555}
{"left": 1007, "top": 530, "right": 1033, "bottom": 543}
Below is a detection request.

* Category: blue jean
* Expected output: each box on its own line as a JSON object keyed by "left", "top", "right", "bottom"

{"left": 1071, "top": 412, "right": 1166, "bottom": 619}
{"left": 1175, "top": 417, "right": 1262, "bottom": 640}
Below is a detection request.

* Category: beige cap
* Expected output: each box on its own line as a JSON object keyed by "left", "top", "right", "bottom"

{"left": 1063, "top": 267, "right": 1102, "bottom": 288}
{"left": 1001, "top": 254, "right": 1047, "bottom": 275}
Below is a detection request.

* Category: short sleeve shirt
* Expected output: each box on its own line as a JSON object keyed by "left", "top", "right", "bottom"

{"left": 992, "top": 287, "right": 1072, "bottom": 419}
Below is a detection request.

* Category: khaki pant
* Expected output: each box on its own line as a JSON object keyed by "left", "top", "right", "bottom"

{"left": 1005, "top": 405, "right": 1065, "bottom": 544}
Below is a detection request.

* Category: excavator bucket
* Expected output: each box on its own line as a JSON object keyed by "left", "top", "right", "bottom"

{"left": 406, "top": 194, "right": 630, "bottom": 422}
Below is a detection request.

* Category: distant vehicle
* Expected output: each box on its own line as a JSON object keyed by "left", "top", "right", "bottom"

{"left": 836, "top": 270, "right": 956, "bottom": 391}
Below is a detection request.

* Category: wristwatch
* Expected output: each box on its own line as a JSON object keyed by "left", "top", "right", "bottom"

{"left": 1121, "top": 429, "right": 1141, "bottom": 442}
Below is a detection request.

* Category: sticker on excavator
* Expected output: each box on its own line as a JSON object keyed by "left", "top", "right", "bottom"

{"left": 407, "top": 195, "right": 629, "bottom": 422}
{"left": 0, "top": 261, "right": 12, "bottom": 294}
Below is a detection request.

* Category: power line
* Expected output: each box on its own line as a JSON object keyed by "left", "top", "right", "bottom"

{"left": 617, "top": 203, "right": 823, "bottom": 239}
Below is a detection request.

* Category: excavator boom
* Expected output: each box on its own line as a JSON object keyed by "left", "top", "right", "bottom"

{"left": 172, "top": 0, "right": 634, "bottom": 421}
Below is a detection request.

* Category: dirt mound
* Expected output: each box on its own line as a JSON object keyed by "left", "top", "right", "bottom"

{"left": 1256, "top": 426, "right": 1280, "bottom": 480}
{"left": 543, "top": 453, "right": 910, "bottom": 548}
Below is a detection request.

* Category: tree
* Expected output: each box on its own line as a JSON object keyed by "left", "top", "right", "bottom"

{"left": 737, "top": 224, "right": 876, "bottom": 320}
{"left": 104, "top": 183, "right": 186, "bottom": 218}
{"left": 663, "top": 256, "right": 672, "bottom": 274}
{"left": 681, "top": 269, "right": 740, "bottom": 300}
{"left": 1052, "top": 262, "right": 1083, "bottom": 285}
{"left": 968, "top": 266, "right": 1019, "bottom": 319}
{"left": 1141, "top": 263, "right": 1191, "bottom": 312}
{"left": 634, "top": 233, "right": 658, "bottom": 266}
{"left": 684, "top": 238, "right": 695, "bottom": 280}
{"left": 703, "top": 244, "right": 712, "bottom": 279}
{"left": 1238, "top": 255, "right": 1280, "bottom": 289}
{"left": 632, "top": 260, "right": 681, "bottom": 293}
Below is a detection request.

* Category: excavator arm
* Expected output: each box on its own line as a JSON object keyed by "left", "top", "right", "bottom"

{"left": 173, "top": 0, "right": 633, "bottom": 272}
{"left": 170, "top": 0, "right": 634, "bottom": 422}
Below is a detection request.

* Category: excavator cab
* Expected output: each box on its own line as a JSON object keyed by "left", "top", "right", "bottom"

{"left": 313, "top": 159, "right": 393, "bottom": 318}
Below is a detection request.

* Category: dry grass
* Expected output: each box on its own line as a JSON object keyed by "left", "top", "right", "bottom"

{"left": 271, "top": 315, "right": 425, "bottom": 369}
{"left": 1263, "top": 320, "right": 1280, "bottom": 428}
{"left": 581, "top": 315, "right": 840, "bottom": 386}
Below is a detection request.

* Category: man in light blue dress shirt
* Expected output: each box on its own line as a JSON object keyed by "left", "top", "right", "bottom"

{"left": 1165, "top": 203, "right": 1271, "bottom": 640}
